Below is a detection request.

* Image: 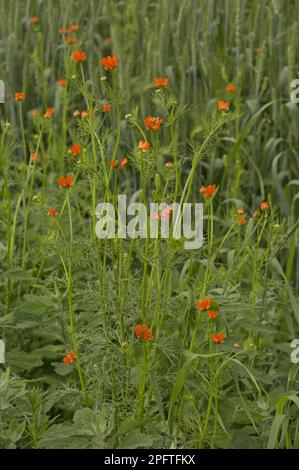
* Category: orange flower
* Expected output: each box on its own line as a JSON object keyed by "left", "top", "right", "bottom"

{"left": 134, "top": 324, "right": 153, "bottom": 341}
{"left": 200, "top": 185, "right": 217, "bottom": 199}
{"left": 165, "top": 161, "right": 174, "bottom": 168}
{"left": 48, "top": 208, "right": 58, "bottom": 217}
{"left": 44, "top": 107, "right": 55, "bottom": 118}
{"left": 102, "top": 103, "right": 111, "bottom": 113}
{"left": 62, "top": 351, "right": 76, "bottom": 365}
{"left": 236, "top": 208, "right": 248, "bottom": 225}
{"left": 218, "top": 100, "right": 230, "bottom": 111}
{"left": 253, "top": 47, "right": 262, "bottom": 54}
{"left": 119, "top": 157, "right": 128, "bottom": 169}
{"left": 144, "top": 116, "right": 163, "bottom": 131}
{"left": 72, "top": 50, "right": 86, "bottom": 63}
{"left": 253, "top": 210, "right": 260, "bottom": 219}
{"left": 30, "top": 17, "right": 40, "bottom": 24}
{"left": 70, "top": 24, "right": 79, "bottom": 32}
{"left": 211, "top": 333, "right": 225, "bottom": 344}
{"left": 65, "top": 36, "right": 78, "bottom": 45}
{"left": 31, "top": 152, "right": 39, "bottom": 162}
{"left": 101, "top": 55, "right": 119, "bottom": 71}
{"left": 237, "top": 214, "right": 248, "bottom": 225}
{"left": 208, "top": 310, "right": 218, "bottom": 319}
{"left": 70, "top": 144, "right": 81, "bottom": 156}
{"left": 155, "top": 77, "right": 169, "bottom": 88}
{"left": 57, "top": 175, "right": 74, "bottom": 188}
{"left": 260, "top": 201, "right": 269, "bottom": 211}
{"left": 111, "top": 157, "right": 128, "bottom": 170}
{"left": 138, "top": 140, "right": 151, "bottom": 152}
{"left": 152, "top": 205, "right": 173, "bottom": 221}
{"left": 15, "top": 92, "right": 25, "bottom": 101}
{"left": 225, "top": 84, "right": 236, "bottom": 93}
{"left": 81, "top": 110, "right": 89, "bottom": 119}
{"left": 196, "top": 297, "right": 212, "bottom": 311}
{"left": 31, "top": 109, "right": 40, "bottom": 117}
{"left": 162, "top": 205, "right": 173, "bottom": 218}
{"left": 57, "top": 79, "right": 67, "bottom": 87}
{"left": 59, "top": 27, "right": 70, "bottom": 34}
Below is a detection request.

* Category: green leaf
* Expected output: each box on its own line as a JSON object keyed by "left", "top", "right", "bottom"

{"left": 267, "top": 415, "right": 286, "bottom": 449}
{"left": 6, "top": 350, "right": 44, "bottom": 372}
{"left": 117, "top": 429, "right": 153, "bottom": 449}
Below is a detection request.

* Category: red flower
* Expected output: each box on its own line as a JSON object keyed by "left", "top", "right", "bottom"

{"left": 151, "top": 205, "right": 173, "bottom": 221}
{"left": 207, "top": 310, "right": 218, "bottom": 319}
{"left": 72, "top": 50, "right": 86, "bottom": 63}
{"left": 138, "top": 140, "right": 151, "bottom": 152}
{"left": 70, "top": 144, "right": 81, "bottom": 156}
{"left": 236, "top": 208, "right": 248, "bottom": 225}
{"left": 31, "top": 109, "right": 39, "bottom": 118}
{"left": 161, "top": 205, "right": 173, "bottom": 218}
{"left": 81, "top": 110, "right": 89, "bottom": 119}
{"left": 44, "top": 107, "right": 55, "bottom": 118}
{"left": 15, "top": 92, "right": 25, "bottom": 101}
{"left": 144, "top": 116, "right": 163, "bottom": 131}
{"left": 31, "top": 152, "right": 39, "bottom": 162}
{"left": 260, "top": 201, "right": 269, "bottom": 211}
{"left": 62, "top": 351, "right": 76, "bottom": 365}
{"left": 253, "top": 210, "right": 260, "bottom": 219}
{"left": 57, "top": 79, "right": 67, "bottom": 87}
{"left": 48, "top": 208, "right": 58, "bottom": 217}
{"left": 70, "top": 24, "right": 79, "bottom": 32}
{"left": 30, "top": 17, "right": 40, "bottom": 24}
{"left": 218, "top": 100, "right": 230, "bottom": 111}
{"left": 196, "top": 297, "right": 212, "bottom": 311}
{"left": 57, "top": 175, "right": 74, "bottom": 188}
{"left": 155, "top": 77, "right": 169, "bottom": 88}
{"left": 225, "top": 84, "right": 236, "bottom": 93}
{"left": 134, "top": 324, "right": 153, "bottom": 341}
{"left": 101, "top": 55, "right": 119, "bottom": 71}
{"left": 102, "top": 103, "right": 111, "bottom": 113}
{"left": 111, "top": 157, "right": 128, "bottom": 170}
{"left": 65, "top": 36, "right": 78, "bottom": 45}
{"left": 200, "top": 185, "right": 217, "bottom": 199}
{"left": 211, "top": 333, "right": 225, "bottom": 344}
{"left": 59, "top": 27, "right": 70, "bottom": 34}
{"left": 119, "top": 157, "right": 128, "bottom": 169}
{"left": 237, "top": 215, "right": 248, "bottom": 225}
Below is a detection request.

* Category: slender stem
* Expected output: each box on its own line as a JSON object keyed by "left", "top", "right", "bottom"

{"left": 66, "top": 190, "right": 73, "bottom": 243}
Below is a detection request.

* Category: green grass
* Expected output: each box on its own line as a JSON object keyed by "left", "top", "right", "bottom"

{"left": 0, "top": 0, "right": 299, "bottom": 449}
